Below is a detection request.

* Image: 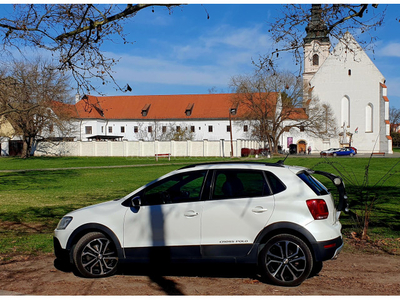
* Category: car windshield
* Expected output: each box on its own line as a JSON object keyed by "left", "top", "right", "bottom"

{"left": 297, "top": 172, "right": 329, "bottom": 196}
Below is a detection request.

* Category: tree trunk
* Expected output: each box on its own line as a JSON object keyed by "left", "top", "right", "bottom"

{"left": 21, "top": 136, "right": 33, "bottom": 158}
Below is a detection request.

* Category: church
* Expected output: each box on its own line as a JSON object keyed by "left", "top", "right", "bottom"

{"left": 297, "top": 4, "right": 392, "bottom": 154}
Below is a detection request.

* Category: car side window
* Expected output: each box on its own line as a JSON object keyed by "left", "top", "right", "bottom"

{"left": 212, "top": 169, "right": 270, "bottom": 200}
{"left": 143, "top": 170, "right": 207, "bottom": 206}
{"left": 264, "top": 171, "right": 286, "bottom": 194}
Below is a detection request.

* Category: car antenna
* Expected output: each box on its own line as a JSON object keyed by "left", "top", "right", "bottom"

{"left": 276, "top": 152, "right": 290, "bottom": 165}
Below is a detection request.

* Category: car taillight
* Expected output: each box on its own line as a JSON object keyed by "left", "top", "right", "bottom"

{"left": 306, "top": 199, "right": 329, "bottom": 220}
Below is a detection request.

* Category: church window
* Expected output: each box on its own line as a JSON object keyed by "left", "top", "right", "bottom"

{"left": 312, "top": 54, "right": 319, "bottom": 66}
{"left": 365, "top": 104, "right": 373, "bottom": 132}
{"left": 341, "top": 96, "right": 350, "bottom": 128}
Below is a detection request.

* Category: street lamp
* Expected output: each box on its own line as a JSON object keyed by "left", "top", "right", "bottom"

{"left": 229, "top": 108, "right": 237, "bottom": 158}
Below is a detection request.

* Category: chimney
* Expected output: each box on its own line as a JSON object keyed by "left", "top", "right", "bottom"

{"left": 75, "top": 94, "right": 81, "bottom": 104}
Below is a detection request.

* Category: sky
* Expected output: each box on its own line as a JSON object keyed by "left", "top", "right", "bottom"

{"left": 97, "top": 4, "right": 400, "bottom": 108}
{"left": 1, "top": 3, "right": 400, "bottom": 108}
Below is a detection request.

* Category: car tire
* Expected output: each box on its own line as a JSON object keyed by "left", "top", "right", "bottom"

{"left": 259, "top": 234, "right": 313, "bottom": 286}
{"left": 311, "top": 261, "right": 323, "bottom": 276}
{"left": 333, "top": 153, "right": 337, "bottom": 157}
{"left": 73, "top": 232, "right": 119, "bottom": 278}
{"left": 350, "top": 153, "right": 354, "bottom": 157}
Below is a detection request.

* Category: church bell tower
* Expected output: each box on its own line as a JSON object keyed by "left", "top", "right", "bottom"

{"left": 303, "top": 4, "right": 331, "bottom": 89}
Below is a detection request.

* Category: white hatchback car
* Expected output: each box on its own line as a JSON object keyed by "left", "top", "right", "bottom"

{"left": 54, "top": 161, "right": 347, "bottom": 286}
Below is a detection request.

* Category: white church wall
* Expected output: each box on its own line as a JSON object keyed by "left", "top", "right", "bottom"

{"left": 309, "top": 34, "right": 388, "bottom": 153}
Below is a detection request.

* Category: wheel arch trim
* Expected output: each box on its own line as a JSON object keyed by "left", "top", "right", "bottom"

{"left": 253, "top": 222, "right": 320, "bottom": 260}
{"left": 66, "top": 223, "right": 124, "bottom": 259}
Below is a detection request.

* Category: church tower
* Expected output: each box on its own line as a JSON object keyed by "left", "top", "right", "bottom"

{"left": 303, "top": 4, "right": 331, "bottom": 90}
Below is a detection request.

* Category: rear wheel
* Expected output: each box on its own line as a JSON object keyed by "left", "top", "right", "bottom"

{"left": 259, "top": 234, "right": 313, "bottom": 286}
{"left": 73, "top": 232, "right": 119, "bottom": 278}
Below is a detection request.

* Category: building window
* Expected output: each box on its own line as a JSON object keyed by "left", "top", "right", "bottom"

{"left": 366, "top": 104, "right": 373, "bottom": 132}
{"left": 341, "top": 96, "right": 350, "bottom": 127}
{"left": 208, "top": 125, "right": 213, "bottom": 132}
{"left": 162, "top": 126, "right": 167, "bottom": 133}
{"left": 176, "top": 126, "right": 181, "bottom": 132}
{"left": 85, "top": 126, "right": 92, "bottom": 134}
{"left": 348, "top": 69, "right": 352, "bottom": 76}
{"left": 108, "top": 126, "right": 113, "bottom": 133}
{"left": 244, "top": 125, "right": 248, "bottom": 132}
{"left": 148, "top": 126, "right": 152, "bottom": 133}
{"left": 101, "top": 126, "right": 104, "bottom": 133}
{"left": 191, "top": 126, "right": 195, "bottom": 133}
{"left": 300, "top": 126, "right": 305, "bottom": 132}
{"left": 313, "top": 54, "right": 319, "bottom": 66}
{"left": 121, "top": 126, "right": 125, "bottom": 133}
{"left": 227, "top": 125, "right": 231, "bottom": 132}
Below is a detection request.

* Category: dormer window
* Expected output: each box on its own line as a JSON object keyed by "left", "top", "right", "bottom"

{"left": 185, "top": 103, "right": 194, "bottom": 116}
{"left": 230, "top": 108, "right": 237, "bottom": 115}
{"left": 141, "top": 104, "right": 151, "bottom": 117}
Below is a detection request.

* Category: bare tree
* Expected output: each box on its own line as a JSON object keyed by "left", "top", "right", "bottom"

{"left": 0, "top": 4, "right": 179, "bottom": 93}
{"left": 0, "top": 59, "right": 72, "bottom": 158}
{"left": 230, "top": 68, "right": 337, "bottom": 153}
{"left": 257, "top": 4, "right": 387, "bottom": 75}
{"left": 390, "top": 107, "right": 400, "bottom": 131}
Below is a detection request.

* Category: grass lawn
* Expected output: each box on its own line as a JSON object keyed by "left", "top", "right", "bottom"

{"left": 0, "top": 155, "right": 399, "bottom": 260}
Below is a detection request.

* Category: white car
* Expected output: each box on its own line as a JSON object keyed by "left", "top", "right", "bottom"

{"left": 54, "top": 162, "right": 347, "bottom": 286}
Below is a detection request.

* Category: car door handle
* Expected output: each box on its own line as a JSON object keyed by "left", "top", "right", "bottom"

{"left": 184, "top": 210, "right": 199, "bottom": 218}
{"left": 252, "top": 206, "right": 268, "bottom": 213}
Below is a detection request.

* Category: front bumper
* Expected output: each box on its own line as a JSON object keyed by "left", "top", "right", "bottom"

{"left": 53, "top": 236, "right": 71, "bottom": 264}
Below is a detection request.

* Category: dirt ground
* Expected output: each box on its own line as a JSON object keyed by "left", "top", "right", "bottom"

{"left": 1, "top": 248, "right": 400, "bottom": 296}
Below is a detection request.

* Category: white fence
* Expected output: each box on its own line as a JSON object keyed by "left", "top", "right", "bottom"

{"left": 34, "top": 139, "right": 262, "bottom": 157}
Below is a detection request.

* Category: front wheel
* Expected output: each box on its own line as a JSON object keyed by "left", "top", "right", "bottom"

{"left": 259, "top": 234, "right": 313, "bottom": 286}
{"left": 73, "top": 232, "right": 119, "bottom": 278}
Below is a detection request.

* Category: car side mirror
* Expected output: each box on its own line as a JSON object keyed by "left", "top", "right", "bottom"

{"left": 131, "top": 196, "right": 141, "bottom": 209}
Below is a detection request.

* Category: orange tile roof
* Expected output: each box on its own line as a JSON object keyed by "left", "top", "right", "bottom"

{"left": 70, "top": 93, "right": 307, "bottom": 121}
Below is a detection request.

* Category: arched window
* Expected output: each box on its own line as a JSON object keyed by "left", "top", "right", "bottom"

{"left": 313, "top": 54, "right": 319, "bottom": 66}
{"left": 341, "top": 96, "right": 350, "bottom": 127}
{"left": 365, "top": 104, "right": 373, "bottom": 132}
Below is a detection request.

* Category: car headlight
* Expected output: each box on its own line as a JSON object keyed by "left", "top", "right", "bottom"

{"left": 56, "top": 216, "right": 73, "bottom": 230}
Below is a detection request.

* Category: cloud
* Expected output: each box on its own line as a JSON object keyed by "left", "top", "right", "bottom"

{"left": 107, "top": 23, "right": 275, "bottom": 92}
{"left": 379, "top": 43, "right": 400, "bottom": 57}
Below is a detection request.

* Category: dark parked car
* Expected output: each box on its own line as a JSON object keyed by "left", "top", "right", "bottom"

{"left": 320, "top": 147, "right": 356, "bottom": 157}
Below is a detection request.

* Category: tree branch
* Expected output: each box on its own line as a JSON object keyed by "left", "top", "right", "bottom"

{"left": 55, "top": 4, "right": 177, "bottom": 41}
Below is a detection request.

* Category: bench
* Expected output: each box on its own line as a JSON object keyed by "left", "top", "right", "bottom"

{"left": 155, "top": 153, "right": 171, "bottom": 161}
{"left": 371, "top": 152, "right": 385, "bottom": 156}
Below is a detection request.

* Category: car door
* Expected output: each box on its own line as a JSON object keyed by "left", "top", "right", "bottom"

{"left": 201, "top": 169, "right": 275, "bottom": 257}
{"left": 123, "top": 170, "right": 207, "bottom": 261}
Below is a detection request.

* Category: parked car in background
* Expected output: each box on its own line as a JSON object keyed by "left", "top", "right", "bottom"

{"left": 54, "top": 162, "right": 348, "bottom": 287}
{"left": 320, "top": 147, "right": 356, "bottom": 157}
{"left": 320, "top": 148, "right": 341, "bottom": 156}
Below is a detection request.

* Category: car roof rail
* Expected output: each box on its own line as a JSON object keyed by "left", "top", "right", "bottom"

{"left": 179, "top": 161, "right": 285, "bottom": 170}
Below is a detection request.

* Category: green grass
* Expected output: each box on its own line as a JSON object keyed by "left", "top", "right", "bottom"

{"left": 0, "top": 155, "right": 399, "bottom": 259}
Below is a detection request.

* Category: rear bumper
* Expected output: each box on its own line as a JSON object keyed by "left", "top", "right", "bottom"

{"left": 312, "top": 236, "right": 343, "bottom": 262}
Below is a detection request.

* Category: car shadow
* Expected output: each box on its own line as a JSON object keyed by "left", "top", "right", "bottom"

{"left": 54, "top": 259, "right": 262, "bottom": 295}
